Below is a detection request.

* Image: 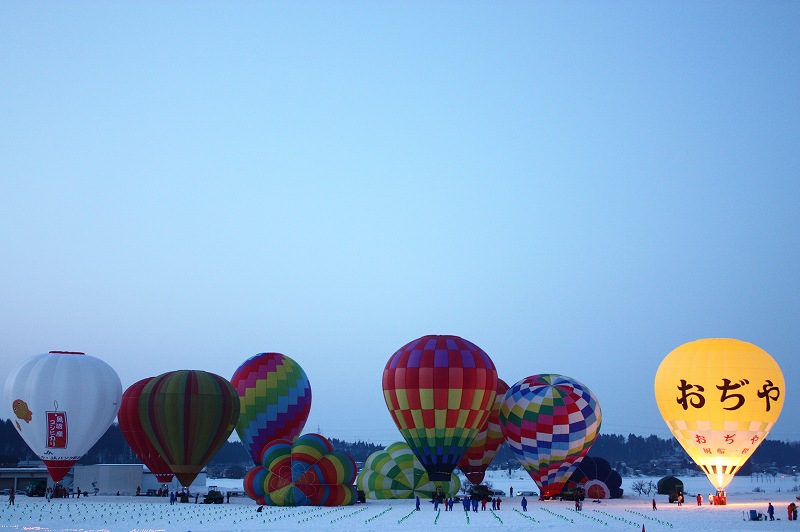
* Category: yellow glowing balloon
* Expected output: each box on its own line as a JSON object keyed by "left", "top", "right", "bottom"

{"left": 654, "top": 338, "right": 784, "bottom": 492}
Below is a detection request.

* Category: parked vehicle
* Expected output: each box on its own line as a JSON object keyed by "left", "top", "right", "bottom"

{"left": 469, "top": 485, "right": 505, "bottom": 498}
{"left": 25, "top": 480, "right": 47, "bottom": 497}
{"left": 558, "top": 487, "right": 585, "bottom": 501}
{"left": 203, "top": 486, "right": 224, "bottom": 504}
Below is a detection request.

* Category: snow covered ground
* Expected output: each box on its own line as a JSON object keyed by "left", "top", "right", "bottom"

{"left": 1, "top": 470, "right": 798, "bottom": 531}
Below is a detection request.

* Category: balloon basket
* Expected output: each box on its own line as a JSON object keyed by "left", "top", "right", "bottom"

{"left": 715, "top": 490, "right": 727, "bottom": 505}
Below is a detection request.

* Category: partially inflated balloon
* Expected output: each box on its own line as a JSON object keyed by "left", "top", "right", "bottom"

{"left": 139, "top": 370, "right": 240, "bottom": 487}
{"left": 247, "top": 433, "right": 357, "bottom": 506}
{"left": 357, "top": 441, "right": 461, "bottom": 499}
{"left": 458, "top": 378, "right": 510, "bottom": 484}
{"left": 500, "top": 374, "right": 602, "bottom": 498}
{"left": 3, "top": 351, "right": 122, "bottom": 482}
{"left": 383, "top": 335, "right": 498, "bottom": 481}
{"left": 231, "top": 353, "right": 312, "bottom": 464}
{"left": 654, "top": 338, "right": 784, "bottom": 493}
{"left": 118, "top": 378, "right": 174, "bottom": 483}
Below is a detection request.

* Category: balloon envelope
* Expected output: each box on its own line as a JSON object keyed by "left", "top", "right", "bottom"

{"left": 231, "top": 353, "right": 312, "bottom": 464}
{"left": 500, "top": 374, "right": 602, "bottom": 498}
{"left": 358, "top": 441, "right": 461, "bottom": 499}
{"left": 139, "top": 370, "right": 240, "bottom": 487}
{"left": 3, "top": 351, "right": 122, "bottom": 482}
{"left": 458, "top": 378, "right": 510, "bottom": 484}
{"left": 382, "top": 335, "right": 498, "bottom": 481}
{"left": 247, "top": 433, "right": 357, "bottom": 506}
{"left": 654, "top": 338, "right": 784, "bottom": 492}
{"left": 118, "top": 378, "right": 174, "bottom": 483}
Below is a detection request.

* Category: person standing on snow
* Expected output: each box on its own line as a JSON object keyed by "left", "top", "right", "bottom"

{"left": 767, "top": 502, "right": 774, "bottom": 521}
{"left": 521, "top": 496, "right": 528, "bottom": 511}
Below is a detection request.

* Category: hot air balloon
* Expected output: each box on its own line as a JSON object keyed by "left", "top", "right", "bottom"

{"left": 383, "top": 335, "right": 498, "bottom": 481}
{"left": 654, "top": 338, "right": 784, "bottom": 498}
{"left": 565, "top": 456, "right": 624, "bottom": 499}
{"left": 139, "top": 370, "right": 240, "bottom": 487}
{"left": 3, "top": 351, "right": 122, "bottom": 482}
{"left": 458, "top": 378, "right": 510, "bottom": 485}
{"left": 118, "top": 378, "right": 174, "bottom": 483}
{"left": 500, "top": 374, "right": 602, "bottom": 499}
{"left": 357, "top": 441, "right": 461, "bottom": 499}
{"left": 230, "top": 353, "right": 312, "bottom": 464}
{"left": 245, "top": 433, "right": 357, "bottom": 506}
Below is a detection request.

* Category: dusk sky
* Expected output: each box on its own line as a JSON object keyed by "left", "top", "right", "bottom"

{"left": 2, "top": 2, "right": 798, "bottom": 445}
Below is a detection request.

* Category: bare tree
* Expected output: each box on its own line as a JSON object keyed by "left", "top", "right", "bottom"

{"left": 631, "top": 480, "right": 656, "bottom": 496}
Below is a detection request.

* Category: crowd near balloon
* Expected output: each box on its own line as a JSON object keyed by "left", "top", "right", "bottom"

{"left": 1, "top": 335, "right": 786, "bottom": 508}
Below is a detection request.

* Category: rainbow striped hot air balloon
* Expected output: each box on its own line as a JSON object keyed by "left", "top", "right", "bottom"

{"left": 139, "top": 370, "right": 240, "bottom": 487}
{"left": 500, "top": 374, "right": 602, "bottom": 498}
{"left": 382, "top": 335, "right": 498, "bottom": 481}
{"left": 231, "top": 353, "right": 312, "bottom": 464}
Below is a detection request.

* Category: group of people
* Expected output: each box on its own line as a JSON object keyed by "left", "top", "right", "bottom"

{"left": 416, "top": 493, "right": 504, "bottom": 512}
{"left": 44, "top": 484, "right": 74, "bottom": 501}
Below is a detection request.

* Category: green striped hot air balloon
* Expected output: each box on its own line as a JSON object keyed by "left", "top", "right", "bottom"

{"left": 357, "top": 441, "right": 461, "bottom": 499}
{"left": 139, "top": 370, "right": 240, "bottom": 487}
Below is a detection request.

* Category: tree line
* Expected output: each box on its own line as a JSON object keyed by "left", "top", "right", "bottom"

{"left": 1, "top": 419, "right": 797, "bottom": 476}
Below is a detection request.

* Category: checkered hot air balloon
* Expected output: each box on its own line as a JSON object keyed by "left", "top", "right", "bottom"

{"left": 500, "top": 374, "right": 602, "bottom": 498}
{"left": 382, "top": 335, "right": 498, "bottom": 481}
{"left": 231, "top": 353, "right": 312, "bottom": 464}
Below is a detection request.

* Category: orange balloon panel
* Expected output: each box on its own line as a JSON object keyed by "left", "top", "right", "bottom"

{"left": 654, "top": 339, "right": 784, "bottom": 491}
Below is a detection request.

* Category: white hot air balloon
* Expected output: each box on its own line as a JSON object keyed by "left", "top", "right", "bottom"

{"left": 3, "top": 351, "right": 122, "bottom": 482}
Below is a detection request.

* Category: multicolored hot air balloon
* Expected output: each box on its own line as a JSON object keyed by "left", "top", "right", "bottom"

{"left": 357, "top": 441, "right": 461, "bottom": 499}
{"left": 383, "top": 335, "right": 498, "bottom": 481}
{"left": 231, "top": 353, "right": 312, "bottom": 464}
{"left": 118, "top": 378, "right": 174, "bottom": 483}
{"left": 244, "top": 433, "right": 357, "bottom": 506}
{"left": 654, "top": 338, "right": 784, "bottom": 496}
{"left": 139, "top": 370, "right": 240, "bottom": 487}
{"left": 3, "top": 351, "right": 122, "bottom": 482}
{"left": 500, "top": 374, "right": 602, "bottom": 498}
{"left": 458, "top": 378, "right": 510, "bottom": 484}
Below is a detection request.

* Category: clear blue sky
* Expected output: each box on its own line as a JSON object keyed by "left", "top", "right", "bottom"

{"left": 1, "top": 2, "right": 798, "bottom": 445}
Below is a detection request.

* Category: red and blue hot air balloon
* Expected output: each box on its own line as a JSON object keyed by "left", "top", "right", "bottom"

{"left": 383, "top": 335, "right": 498, "bottom": 481}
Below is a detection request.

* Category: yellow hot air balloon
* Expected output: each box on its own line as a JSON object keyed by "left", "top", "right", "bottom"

{"left": 654, "top": 339, "right": 784, "bottom": 498}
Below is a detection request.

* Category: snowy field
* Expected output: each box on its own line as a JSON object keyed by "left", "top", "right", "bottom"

{"left": 2, "top": 470, "right": 799, "bottom": 531}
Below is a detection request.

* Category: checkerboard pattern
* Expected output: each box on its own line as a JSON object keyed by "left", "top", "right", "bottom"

{"left": 500, "top": 374, "right": 602, "bottom": 496}
{"left": 383, "top": 335, "right": 498, "bottom": 478}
